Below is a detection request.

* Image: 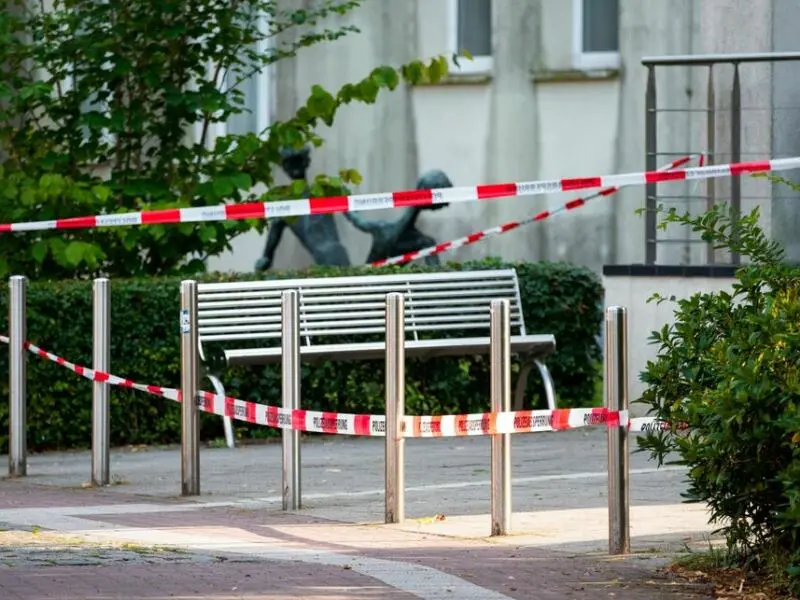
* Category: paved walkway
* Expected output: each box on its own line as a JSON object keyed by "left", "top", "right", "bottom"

{"left": 0, "top": 432, "right": 717, "bottom": 599}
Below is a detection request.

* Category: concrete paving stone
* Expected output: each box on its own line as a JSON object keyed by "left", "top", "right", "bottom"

{"left": 61, "top": 499, "right": 716, "bottom": 599}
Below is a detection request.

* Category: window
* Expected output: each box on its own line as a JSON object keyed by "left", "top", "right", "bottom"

{"left": 450, "top": 0, "right": 492, "bottom": 74}
{"left": 195, "top": 12, "right": 273, "bottom": 148}
{"left": 572, "top": 0, "right": 620, "bottom": 70}
{"left": 225, "top": 12, "right": 273, "bottom": 139}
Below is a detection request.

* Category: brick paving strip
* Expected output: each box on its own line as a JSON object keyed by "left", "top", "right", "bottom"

{"left": 0, "top": 479, "right": 715, "bottom": 599}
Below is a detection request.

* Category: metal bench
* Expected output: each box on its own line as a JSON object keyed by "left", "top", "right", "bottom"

{"left": 197, "top": 269, "right": 558, "bottom": 446}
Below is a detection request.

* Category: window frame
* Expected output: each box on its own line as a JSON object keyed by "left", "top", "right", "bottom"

{"left": 571, "top": 0, "right": 620, "bottom": 71}
{"left": 196, "top": 11, "right": 273, "bottom": 148}
{"left": 448, "top": 0, "right": 493, "bottom": 75}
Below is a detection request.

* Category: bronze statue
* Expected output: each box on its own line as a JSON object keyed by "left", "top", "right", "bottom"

{"left": 255, "top": 146, "right": 351, "bottom": 271}
{"left": 345, "top": 169, "right": 452, "bottom": 265}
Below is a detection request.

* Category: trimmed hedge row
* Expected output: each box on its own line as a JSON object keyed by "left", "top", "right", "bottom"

{"left": 0, "top": 259, "right": 603, "bottom": 452}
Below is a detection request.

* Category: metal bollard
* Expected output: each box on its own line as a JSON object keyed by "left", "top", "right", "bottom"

{"left": 606, "top": 306, "right": 630, "bottom": 555}
{"left": 281, "top": 290, "right": 301, "bottom": 511}
{"left": 384, "top": 293, "right": 405, "bottom": 524}
{"left": 8, "top": 275, "right": 27, "bottom": 478}
{"left": 180, "top": 280, "right": 200, "bottom": 496}
{"left": 92, "top": 278, "right": 111, "bottom": 486}
{"left": 490, "top": 298, "right": 512, "bottom": 536}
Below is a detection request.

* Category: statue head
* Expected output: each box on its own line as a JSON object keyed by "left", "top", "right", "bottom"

{"left": 279, "top": 145, "right": 311, "bottom": 181}
{"left": 416, "top": 169, "right": 452, "bottom": 211}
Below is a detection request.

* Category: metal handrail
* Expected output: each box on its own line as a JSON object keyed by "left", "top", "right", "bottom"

{"left": 642, "top": 51, "right": 800, "bottom": 66}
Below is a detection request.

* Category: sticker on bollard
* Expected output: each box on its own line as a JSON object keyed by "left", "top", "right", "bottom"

{"left": 180, "top": 308, "right": 190, "bottom": 334}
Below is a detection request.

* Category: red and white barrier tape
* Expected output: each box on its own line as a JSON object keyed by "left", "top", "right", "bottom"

{"left": 370, "top": 154, "right": 704, "bottom": 267}
{"left": 628, "top": 417, "right": 690, "bottom": 433}
{"left": 0, "top": 334, "right": 180, "bottom": 401}
{"left": 1, "top": 333, "right": 633, "bottom": 437}
{"left": 0, "top": 157, "right": 794, "bottom": 233}
{"left": 197, "top": 389, "right": 627, "bottom": 437}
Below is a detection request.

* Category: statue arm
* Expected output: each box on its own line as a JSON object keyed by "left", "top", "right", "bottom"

{"left": 345, "top": 207, "right": 420, "bottom": 237}
{"left": 344, "top": 212, "right": 383, "bottom": 234}
{"left": 394, "top": 207, "right": 420, "bottom": 232}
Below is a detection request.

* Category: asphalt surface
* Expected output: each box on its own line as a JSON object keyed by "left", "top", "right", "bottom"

{"left": 16, "top": 429, "right": 685, "bottom": 523}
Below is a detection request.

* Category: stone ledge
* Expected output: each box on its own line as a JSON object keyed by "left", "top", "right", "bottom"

{"left": 603, "top": 264, "right": 738, "bottom": 278}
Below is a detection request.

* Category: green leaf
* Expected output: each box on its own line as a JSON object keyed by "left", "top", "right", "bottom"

{"left": 92, "top": 185, "right": 111, "bottom": 202}
{"left": 31, "top": 240, "right": 48, "bottom": 264}
{"left": 356, "top": 78, "right": 379, "bottom": 103}
{"left": 230, "top": 173, "right": 252, "bottom": 190}
{"left": 428, "top": 59, "right": 443, "bottom": 84}
{"left": 64, "top": 241, "right": 87, "bottom": 267}
{"left": 198, "top": 225, "right": 216, "bottom": 243}
{"left": 339, "top": 168, "right": 363, "bottom": 185}
{"left": 306, "top": 85, "right": 336, "bottom": 122}
{"left": 290, "top": 180, "right": 307, "bottom": 196}
{"left": 122, "top": 231, "right": 139, "bottom": 251}
{"left": 149, "top": 225, "right": 166, "bottom": 241}
{"left": 212, "top": 177, "right": 235, "bottom": 198}
{"left": 20, "top": 187, "right": 36, "bottom": 206}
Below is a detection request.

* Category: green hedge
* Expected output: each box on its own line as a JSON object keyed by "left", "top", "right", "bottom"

{"left": 0, "top": 259, "right": 603, "bottom": 453}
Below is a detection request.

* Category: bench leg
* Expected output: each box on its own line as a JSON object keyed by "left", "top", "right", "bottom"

{"left": 206, "top": 374, "right": 235, "bottom": 449}
{"left": 513, "top": 358, "right": 558, "bottom": 411}
{"left": 534, "top": 359, "right": 557, "bottom": 411}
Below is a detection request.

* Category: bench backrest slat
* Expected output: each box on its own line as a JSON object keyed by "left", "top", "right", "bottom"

{"left": 197, "top": 269, "right": 526, "bottom": 344}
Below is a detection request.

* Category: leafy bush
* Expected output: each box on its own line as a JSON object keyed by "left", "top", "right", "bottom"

{"left": 637, "top": 203, "right": 800, "bottom": 594}
{"left": 0, "top": 259, "right": 602, "bottom": 453}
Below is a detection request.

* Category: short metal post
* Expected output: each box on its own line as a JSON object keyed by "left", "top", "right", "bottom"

{"left": 180, "top": 280, "right": 200, "bottom": 496}
{"left": 281, "top": 290, "right": 301, "bottom": 511}
{"left": 606, "top": 306, "right": 630, "bottom": 555}
{"left": 92, "top": 277, "right": 111, "bottom": 486}
{"left": 8, "top": 275, "right": 27, "bottom": 477}
{"left": 705, "top": 65, "right": 717, "bottom": 265}
{"left": 490, "top": 299, "right": 512, "bottom": 536}
{"left": 385, "top": 292, "right": 405, "bottom": 524}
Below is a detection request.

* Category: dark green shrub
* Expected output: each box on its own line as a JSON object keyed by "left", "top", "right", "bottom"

{"left": 0, "top": 258, "right": 602, "bottom": 453}
{"left": 637, "top": 204, "right": 800, "bottom": 594}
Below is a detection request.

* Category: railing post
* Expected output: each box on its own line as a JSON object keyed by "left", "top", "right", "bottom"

{"left": 705, "top": 65, "right": 717, "bottom": 264}
{"left": 92, "top": 277, "right": 111, "bottom": 487}
{"left": 730, "top": 63, "right": 742, "bottom": 266}
{"left": 180, "top": 280, "right": 200, "bottom": 496}
{"left": 645, "top": 64, "right": 658, "bottom": 265}
{"left": 281, "top": 289, "right": 301, "bottom": 511}
{"left": 490, "top": 298, "right": 512, "bottom": 536}
{"left": 385, "top": 292, "right": 405, "bottom": 524}
{"left": 605, "top": 306, "right": 630, "bottom": 555}
{"left": 8, "top": 275, "right": 27, "bottom": 478}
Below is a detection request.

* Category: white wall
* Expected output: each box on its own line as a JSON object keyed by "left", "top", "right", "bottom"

{"left": 603, "top": 273, "right": 736, "bottom": 416}
{"left": 537, "top": 80, "right": 619, "bottom": 269}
